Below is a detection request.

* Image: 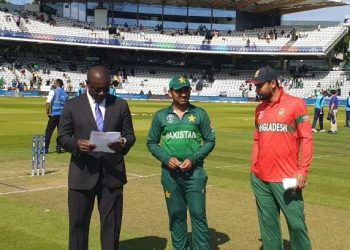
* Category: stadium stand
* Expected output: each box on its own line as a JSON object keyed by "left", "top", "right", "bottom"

{"left": 0, "top": 11, "right": 22, "bottom": 32}
{"left": 0, "top": 2, "right": 349, "bottom": 101}
{"left": 0, "top": 10, "right": 347, "bottom": 55}
{"left": 1, "top": 54, "right": 349, "bottom": 99}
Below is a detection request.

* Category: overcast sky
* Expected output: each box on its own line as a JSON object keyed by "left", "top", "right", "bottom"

{"left": 6, "top": 1, "right": 350, "bottom": 22}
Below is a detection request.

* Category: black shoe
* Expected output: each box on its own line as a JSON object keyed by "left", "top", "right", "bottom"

{"left": 56, "top": 147, "right": 64, "bottom": 154}
{"left": 327, "top": 131, "right": 337, "bottom": 134}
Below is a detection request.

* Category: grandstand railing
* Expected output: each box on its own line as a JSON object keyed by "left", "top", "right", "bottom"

{"left": 1, "top": 90, "right": 349, "bottom": 106}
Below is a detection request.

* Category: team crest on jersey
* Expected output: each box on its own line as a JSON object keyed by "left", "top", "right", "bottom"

{"left": 302, "top": 115, "right": 310, "bottom": 122}
{"left": 188, "top": 114, "right": 196, "bottom": 123}
{"left": 257, "top": 111, "right": 264, "bottom": 120}
{"left": 278, "top": 108, "right": 285, "bottom": 116}
{"left": 167, "top": 114, "right": 175, "bottom": 124}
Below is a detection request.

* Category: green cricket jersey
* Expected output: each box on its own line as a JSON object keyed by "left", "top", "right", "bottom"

{"left": 147, "top": 103, "right": 215, "bottom": 168}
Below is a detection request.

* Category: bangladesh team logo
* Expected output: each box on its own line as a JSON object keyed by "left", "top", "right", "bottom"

{"left": 278, "top": 108, "right": 285, "bottom": 116}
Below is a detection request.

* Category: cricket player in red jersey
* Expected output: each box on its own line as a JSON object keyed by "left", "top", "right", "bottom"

{"left": 247, "top": 66, "right": 312, "bottom": 250}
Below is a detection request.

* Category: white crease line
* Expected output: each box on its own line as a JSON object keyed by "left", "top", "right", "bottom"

{"left": 0, "top": 171, "right": 153, "bottom": 182}
{"left": 0, "top": 185, "right": 66, "bottom": 195}
{"left": 128, "top": 174, "right": 160, "bottom": 180}
{"left": 0, "top": 170, "right": 63, "bottom": 181}
{"left": 127, "top": 173, "right": 145, "bottom": 177}
{"left": 0, "top": 173, "right": 160, "bottom": 195}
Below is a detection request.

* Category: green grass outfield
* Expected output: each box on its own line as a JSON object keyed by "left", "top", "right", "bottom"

{"left": 0, "top": 97, "right": 349, "bottom": 250}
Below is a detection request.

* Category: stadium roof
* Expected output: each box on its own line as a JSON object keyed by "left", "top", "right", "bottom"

{"left": 42, "top": 0, "right": 349, "bottom": 15}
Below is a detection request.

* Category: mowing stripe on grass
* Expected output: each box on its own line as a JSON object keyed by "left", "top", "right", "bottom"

{"left": 0, "top": 182, "right": 27, "bottom": 190}
{"left": 313, "top": 153, "right": 343, "bottom": 159}
{"left": 0, "top": 173, "right": 160, "bottom": 195}
{"left": 212, "top": 164, "right": 249, "bottom": 169}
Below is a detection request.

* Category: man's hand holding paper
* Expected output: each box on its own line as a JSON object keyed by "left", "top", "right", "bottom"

{"left": 77, "top": 139, "right": 96, "bottom": 153}
{"left": 282, "top": 174, "right": 307, "bottom": 190}
{"left": 107, "top": 138, "right": 125, "bottom": 152}
{"left": 89, "top": 131, "right": 122, "bottom": 153}
{"left": 295, "top": 172, "right": 308, "bottom": 189}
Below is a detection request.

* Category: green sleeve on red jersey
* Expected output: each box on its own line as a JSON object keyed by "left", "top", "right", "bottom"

{"left": 294, "top": 99, "right": 313, "bottom": 176}
{"left": 296, "top": 115, "right": 309, "bottom": 124}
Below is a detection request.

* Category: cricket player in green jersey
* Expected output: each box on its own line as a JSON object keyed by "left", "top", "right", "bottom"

{"left": 147, "top": 75, "right": 215, "bottom": 250}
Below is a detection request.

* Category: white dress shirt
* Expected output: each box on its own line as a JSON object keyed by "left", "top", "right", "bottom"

{"left": 86, "top": 91, "right": 106, "bottom": 120}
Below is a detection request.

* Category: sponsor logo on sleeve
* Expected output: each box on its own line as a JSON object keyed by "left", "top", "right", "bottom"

{"left": 302, "top": 115, "right": 310, "bottom": 122}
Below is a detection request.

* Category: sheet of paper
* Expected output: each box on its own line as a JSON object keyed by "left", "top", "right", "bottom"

{"left": 89, "top": 131, "right": 121, "bottom": 153}
{"left": 282, "top": 178, "right": 297, "bottom": 190}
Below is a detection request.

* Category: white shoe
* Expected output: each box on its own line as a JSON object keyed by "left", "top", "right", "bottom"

{"left": 312, "top": 128, "right": 317, "bottom": 132}
{"left": 319, "top": 129, "right": 326, "bottom": 133}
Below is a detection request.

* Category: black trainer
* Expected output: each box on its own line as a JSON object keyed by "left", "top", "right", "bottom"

{"left": 56, "top": 146, "right": 64, "bottom": 154}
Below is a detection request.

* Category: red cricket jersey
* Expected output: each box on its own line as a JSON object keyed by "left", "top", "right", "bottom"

{"left": 251, "top": 88, "right": 313, "bottom": 183}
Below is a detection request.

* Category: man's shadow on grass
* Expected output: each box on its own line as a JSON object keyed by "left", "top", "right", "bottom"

{"left": 119, "top": 236, "right": 167, "bottom": 250}
{"left": 119, "top": 228, "right": 230, "bottom": 250}
{"left": 190, "top": 228, "right": 230, "bottom": 250}
{"left": 259, "top": 239, "right": 291, "bottom": 250}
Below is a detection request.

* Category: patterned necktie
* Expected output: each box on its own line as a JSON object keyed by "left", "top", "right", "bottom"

{"left": 95, "top": 102, "right": 104, "bottom": 132}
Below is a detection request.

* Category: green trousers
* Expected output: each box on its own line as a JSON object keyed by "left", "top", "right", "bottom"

{"left": 250, "top": 173, "right": 311, "bottom": 250}
{"left": 161, "top": 167, "right": 210, "bottom": 250}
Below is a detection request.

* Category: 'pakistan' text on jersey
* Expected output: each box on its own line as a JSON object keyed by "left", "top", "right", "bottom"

{"left": 147, "top": 104, "right": 215, "bottom": 168}
{"left": 251, "top": 88, "right": 313, "bottom": 182}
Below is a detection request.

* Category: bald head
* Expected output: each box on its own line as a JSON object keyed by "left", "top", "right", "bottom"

{"left": 87, "top": 66, "right": 110, "bottom": 84}
{"left": 87, "top": 66, "right": 111, "bottom": 102}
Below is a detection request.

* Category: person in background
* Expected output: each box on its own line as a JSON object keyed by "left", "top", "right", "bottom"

{"left": 345, "top": 91, "right": 350, "bottom": 128}
{"left": 311, "top": 90, "right": 327, "bottom": 133}
{"left": 247, "top": 66, "right": 312, "bottom": 250}
{"left": 75, "top": 82, "right": 87, "bottom": 97}
{"left": 328, "top": 89, "right": 339, "bottom": 134}
{"left": 109, "top": 84, "right": 117, "bottom": 96}
{"left": 44, "top": 79, "right": 67, "bottom": 153}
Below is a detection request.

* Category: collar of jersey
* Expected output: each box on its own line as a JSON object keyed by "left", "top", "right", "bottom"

{"left": 166, "top": 103, "right": 194, "bottom": 114}
{"left": 264, "top": 87, "right": 285, "bottom": 106}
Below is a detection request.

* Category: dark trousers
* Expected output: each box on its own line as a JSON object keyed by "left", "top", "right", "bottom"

{"left": 45, "top": 115, "right": 61, "bottom": 150}
{"left": 311, "top": 108, "right": 324, "bottom": 130}
{"left": 346, "top": 111, "right": 350, "bottom": 127}
{"left": 68, "top": 183, "right": 123, "bottom": 250}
